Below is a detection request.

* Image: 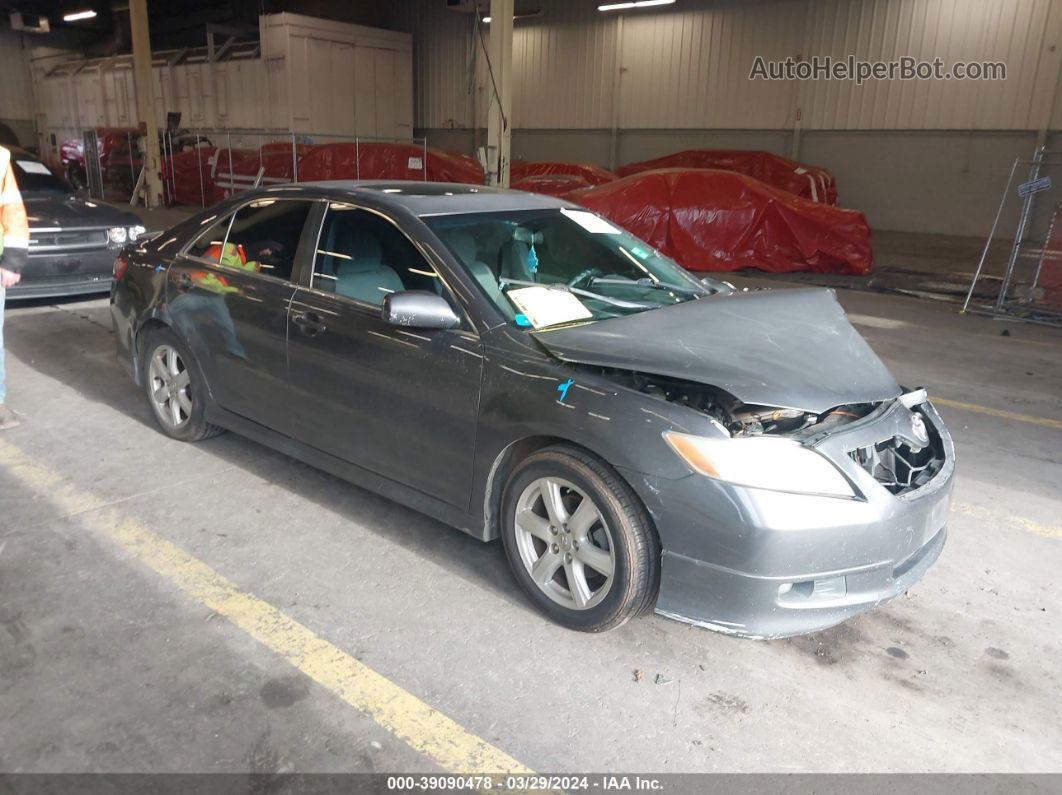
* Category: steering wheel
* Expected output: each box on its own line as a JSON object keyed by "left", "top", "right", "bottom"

{"left": 568, "top": 268, "right": 603, "bottom": 289}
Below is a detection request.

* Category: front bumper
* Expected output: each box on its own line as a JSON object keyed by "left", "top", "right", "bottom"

{"left": 7, "top": 250, "right": 115, "bottom": 300}
{"left": 623, "top": 400, "right": 955, "bottom": 639}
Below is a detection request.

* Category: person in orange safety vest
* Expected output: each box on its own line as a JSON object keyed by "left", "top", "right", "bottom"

{"left": 0, "top": 145, "right": 30, "bottom": 430}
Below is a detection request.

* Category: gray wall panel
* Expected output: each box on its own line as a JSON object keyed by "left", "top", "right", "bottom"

{"left": 799, "top": 130, "right": 1035, "bottom": 236}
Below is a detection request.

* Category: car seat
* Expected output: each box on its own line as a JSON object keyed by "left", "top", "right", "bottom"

{"left": 334, "top": 228, "right": 405, "bottom": 305}
{"left": 444, "top": 231, "right": 507, "bottom": 308}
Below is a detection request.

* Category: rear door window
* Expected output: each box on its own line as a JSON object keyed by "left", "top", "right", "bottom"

{"left": 186, "top": 215, "right": 234, "bottom": 263}
{"left": 312, "top": 203, "right": 443, "bottom": 305}
{"left": 225, "top": 199, "right": 312, "bottom": 282}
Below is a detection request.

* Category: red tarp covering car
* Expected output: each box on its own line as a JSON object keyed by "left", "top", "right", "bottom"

{"left": 570, "top": 168, "right": 872, "bottom": 275}
{"left": 511, "top": 173, "right": 596, "bottom": 199}
{"left": 442, "top": 149, "right": 485, "bottom": 181}
{"left": 162, "top": 146, "right": 219, "bottom": 206}
{"left": 618, "top": 149, "right": 838, "bottom": 205}
{"left": 511, "top": 160, "right": 618, "bottom": 186}
{"left": 296, "top": 142, "right": 484, "bottom": 184}
{"left": 212, "top": 143, "right": 312, "bottom": 199}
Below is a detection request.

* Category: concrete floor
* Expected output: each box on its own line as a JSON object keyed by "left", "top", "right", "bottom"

{"left": 0, "top": 282, "right": 1060, "bottom": 774}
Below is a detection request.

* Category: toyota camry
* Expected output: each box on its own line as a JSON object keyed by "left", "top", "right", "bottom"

{"left": 111, "top": 182, "right": 954, "bottom": 638}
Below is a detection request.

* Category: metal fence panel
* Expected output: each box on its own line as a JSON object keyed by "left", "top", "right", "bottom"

{"left": 964, "top": 147, "right": 1062, "bottom": 326}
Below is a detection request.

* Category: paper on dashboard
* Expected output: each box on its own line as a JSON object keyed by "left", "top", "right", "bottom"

{"left": 507, "top": 286, "right": 593, "bottom": 329}
{"left": 17, "top": 160, "right": 53, "bottom": 175}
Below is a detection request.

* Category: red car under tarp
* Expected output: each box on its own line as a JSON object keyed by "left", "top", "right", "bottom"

{"left": 162, "top": 146, "right": 219, "bottom": 206}
{"left": 213, "top": 143, "right": 312, "bottom": 200}
{"left": 570, "top": 168, "right": 872, "bottom": 275}
{"left": 296, "top": 142, "right": 484, "bottom": 184}
{"left": 511, "top": 161, "right": 618, "bottom": 186}
{"left": 511, "top": 173, "right": 595, "bottom": 199}
{"left": 618, "top": 149, "right": 837, "bottom": 205}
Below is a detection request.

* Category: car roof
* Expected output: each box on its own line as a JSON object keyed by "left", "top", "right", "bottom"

{"left": 289, "top": 180, "right": 573, "bottom": 215}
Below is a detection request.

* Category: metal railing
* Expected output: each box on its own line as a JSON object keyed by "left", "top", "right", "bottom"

{"left": 964, "top": 146, "right": 1062, "bottom": 327}
{"left": 162, "top": 128, "right": 430, "bottom": 208}
{"left": 42, "top": 125, "right": 430, "bottom": 209}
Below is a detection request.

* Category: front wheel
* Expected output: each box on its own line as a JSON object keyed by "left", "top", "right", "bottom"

{"left": 501, "top": 445, "right": 659, "bottom": 632}
{"left": 141, "top": 327, "right": 225, "bottom": 442}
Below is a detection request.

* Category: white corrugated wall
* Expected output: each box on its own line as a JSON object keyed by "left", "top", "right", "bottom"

{"left": 511, "top": 2, "right": 618, "bottom": 128}
{"left": 617, "top": 0, "right": 804, "bottom": 130}
{"left": 0, "top": 28, "right": 36, "bottom": 131}
{"left": 30, "top": 14, "right": 414, "bottom": 150}
{"left": 401, "top": 0, "right": 1062, "bottom": 132}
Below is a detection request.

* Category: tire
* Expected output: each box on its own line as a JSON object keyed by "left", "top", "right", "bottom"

{"left": 501, "top": 445, "right": 659, "bottom": 632}
{"left": 141, "top": 327, "right": 225, "bottom": 442}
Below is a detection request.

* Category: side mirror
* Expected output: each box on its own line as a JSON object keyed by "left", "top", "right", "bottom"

{"left": 382, "top": 290, "right": 461, "bottom": 330}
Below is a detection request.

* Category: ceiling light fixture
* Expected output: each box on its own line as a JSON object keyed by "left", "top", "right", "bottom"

{"left": 62, "top": 9, "right": 97, "bottom": 21}
{"left": 598, "top": 0, "right": 675, "bottom": 11}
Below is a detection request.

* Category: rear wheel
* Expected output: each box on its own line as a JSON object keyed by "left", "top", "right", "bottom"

{"left": 141, "top": 327, "right": 224, "bottom": 442}
{"left": 501, "top": 445, "right": 659, "bottom": 632}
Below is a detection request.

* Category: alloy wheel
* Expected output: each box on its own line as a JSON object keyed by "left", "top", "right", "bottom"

{"left": 513, "top": 476, "right": 615, "bottom": 610}
{"left": 148, "top": 344, "right": 193, "bottom": 430}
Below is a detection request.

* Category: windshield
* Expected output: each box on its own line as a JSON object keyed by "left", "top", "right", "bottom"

{"left": 425, "top": 208, "right": 710, "bottom": 328}
{"left": 12, "top": 157, "right": 72, "bottom": 195}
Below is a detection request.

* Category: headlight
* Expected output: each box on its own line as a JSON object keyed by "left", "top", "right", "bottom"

{"left": 107, "top": 227, "right": 128, "bottom": 244}
{"left": 663, "top": 431, "right": 856, "bottom": 498}
{"left": 128, "top": 225, "right": 146, "bottom": 241}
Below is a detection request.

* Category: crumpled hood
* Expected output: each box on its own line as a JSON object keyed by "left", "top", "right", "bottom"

{"left": 25, "top": 195, "right": 142, "bottom": 229}
{"left": 532, "top": 288, "right": 901, "bottom": 414}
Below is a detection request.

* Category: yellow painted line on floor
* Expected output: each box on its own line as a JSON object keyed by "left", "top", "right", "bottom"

{"left": 951, "top": 503, "right": 1062, "bottom": 540}
{"left": 0, "top": 441, "right": 532, "bottom": 776}
{"left": 933, "top": 397, "right": 1062, "bottom": 431}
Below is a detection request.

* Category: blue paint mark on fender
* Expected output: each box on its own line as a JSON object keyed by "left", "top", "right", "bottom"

{"left": 557, "top": 378, "right": 574, "bottom": 402}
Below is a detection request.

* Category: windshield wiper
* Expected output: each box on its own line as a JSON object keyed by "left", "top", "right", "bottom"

{"left": 589, "top": 276, "right": 707, "bottom": 297}
{"left": 501, "top": 279, "right": 653, "bottom": 310}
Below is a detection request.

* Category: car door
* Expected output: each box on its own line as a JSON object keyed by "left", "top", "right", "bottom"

{"left": 167, "top": 198, "right": 315, "bottom": 435}
{"left": 287, "top": 202, "right": 483, "bottom": 510}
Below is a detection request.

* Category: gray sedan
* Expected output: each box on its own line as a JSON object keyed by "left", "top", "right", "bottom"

{"left": 110, "top": 182, "right": 953, "bottom": 638}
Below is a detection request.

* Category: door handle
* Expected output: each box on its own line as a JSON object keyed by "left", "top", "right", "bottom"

{"left": 292, "top": 310, "right": 327, "bottom": 336}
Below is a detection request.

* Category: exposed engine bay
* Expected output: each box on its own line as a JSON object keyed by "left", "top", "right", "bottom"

{"left": 575, "top": 366, "right": 879, "bottom": 437}
{"left": 575, "top": 366, "right": 946, "bottom": 496}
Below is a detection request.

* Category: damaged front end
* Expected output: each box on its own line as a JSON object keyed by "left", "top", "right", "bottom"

{"left": 565, "top": 364, "right": 955, "bottom": 639}
{"left": 531, "top": 287, "right": 954, "bottom": 637}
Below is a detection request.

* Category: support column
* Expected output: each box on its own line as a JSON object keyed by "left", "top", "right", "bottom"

{"left": 486, "top": 0, "right": 513, "bottom": 187}
{"left": 129, "top": 0, "right": 163, "bottom": 207}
